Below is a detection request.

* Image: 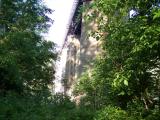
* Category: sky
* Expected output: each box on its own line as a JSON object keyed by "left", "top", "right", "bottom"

{"left": 44, "top": 0, "right": 77, "bottom": 92}
{"left": 45, "top": 0, "right": 75, "bottom": 49}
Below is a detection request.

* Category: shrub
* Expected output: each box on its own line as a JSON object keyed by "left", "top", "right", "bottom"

{"left": 94, "top": 106, "right": 136, "bottom": 120}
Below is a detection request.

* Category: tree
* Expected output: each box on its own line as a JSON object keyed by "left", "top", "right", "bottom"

{"left": 0, "top": 0, "right": 56, "bottom": 95}
{"left": 75, "top": 0, "right": 160, "bottom": 119}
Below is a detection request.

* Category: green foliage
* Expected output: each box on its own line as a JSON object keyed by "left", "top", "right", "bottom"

{"left": 145, "top": 109, "right": 160, "bottom": 120}
{"left": 1, "top": 0, "right": 160, "bottom": 119}
{"left": 0, "top": 1, "right": 94, "bottom": 120}
{"left": 0, "top": 0, "right": 56, "bottom": 95}
{"left": 94, "top": 106, "right": 137, "bottom": 120}
{"left": 74, "top": 60, "right": 113, "bottom": 110}
{"left": 75, "top": 0, "right": 160, "bottom": 119}
{"left": 0, "top": 1, "right": 77, "bottom": 120}
{"left": 0, "top": 92, "right": 94, "bottom": 120}
{"left": 0, "top": 93, "right": 54, "bottom": 120}
{"left": 0, "top": 31, "right": 56, "bottom": 94}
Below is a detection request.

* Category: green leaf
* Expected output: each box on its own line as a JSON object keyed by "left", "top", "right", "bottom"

{"left": 153, "top": 10, "right": 160, "bottom": 20}
{"left": 124, "top": 80, "right": 128, "bottom": 86}
{"left": 118, "top": 91, "right": 125, "bottom": 95}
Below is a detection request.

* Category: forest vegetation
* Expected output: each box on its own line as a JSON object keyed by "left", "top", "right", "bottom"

{"left": 0, "top": 0, "right": 160, "bottom": 120}
{"left": 74, "top": 0, "right": 160, "bottom": 119}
